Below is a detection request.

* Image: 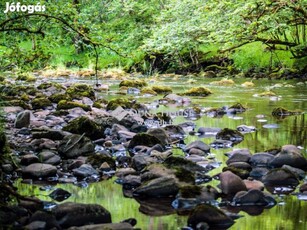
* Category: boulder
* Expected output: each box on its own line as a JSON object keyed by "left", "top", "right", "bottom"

{"left": 262, "top": 168, "right": 300, "bottom": 186}
{"left": 58, "top": 134, "right": 95, "bottom": 158}
{"left": 249, "top": 153, "right": 274, "bottom": 167}
{"left": 14, "top": 110, "right": 32, "bottom": 128}
{"left": 22, "top": 163, "right": 57, "bottom": 178}
{"left": 269, "top": 145, "right": 307, "bottom": 170}
{"left": 52, "top": 202, "right": 111, "bottom": 228}
{"left": 63, "top": 116, "right": 103, "bottom": 140}
{"left": 226, "top": 149, "right": 252, "bottom": 164}
{"left": 147, "top": 128, "right": 170, "bottom": 145}
{"left": 133, "top": 176, "right": 179, "bottom": 198}
{"left": 73, "top": 164, "right": 99, "bottom": 178}
{"left": 128, "top": 133, "right": 163, "bottom": 152}
{"left": 187, "top": 204, "right": 234, "bottom": 229}
{"left": 232, "top": 189, "right": 276, "bottom": 206}
{"left": 185, "top": 140, "right": 210, "bottom": 154}
{"left": 219, "top": 171, "right": 247, "bottom": 195}
{"left": 216, "top": 128, "right": 244, "bottom": 144}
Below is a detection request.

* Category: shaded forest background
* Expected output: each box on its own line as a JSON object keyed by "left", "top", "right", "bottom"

{"left": 0, "top": 0, "right": 307, "bottom": 76}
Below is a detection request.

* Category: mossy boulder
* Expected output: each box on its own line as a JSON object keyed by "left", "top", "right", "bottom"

{"left": 216, "top": 128, "right": 244, "bottom": 144}
{"left": 119, "top": 79, "right": 147, "bottom": 88}
{"left": 66, "top": 83, "right": 95, "bottom": 100}
{"left": 163, "top": 156, "right": 207, "bottom": 173}
{"left": 151, "top": 85, "right": 172, "bottom": 94}
{"left": 16, "top": 72, "right": 36, "bottom": 82}
{"left": 228, "top": 102, "right": 247, "bottom": 112}
{"left": 210, "top": 79, "right": 235, "bottom": 86}
{"left": 187, "top": 204, "right": 235, "bottom": 229}
{"left": 128, "top": 133, "right": 163, "bottom": 150}
{"left": 92, "top": 98, "right": 108, "bottom": 109}
{"left": 182, "top": 87, "right": 212, "bottom": 97}
{"left": 140, "top": 87, "right": 158, "bottom": 96}
{"left": 87, "top": 154, "right": 116, "bottom": 169}
{"left": 258, "top": 91, "right": 276, "bottom": 97}
{"left": 37, "top": 82, "right": 65, "bottom": 90}
{"left": 2, "top": 85, "right": 38, "bottom": 97}
{"left": 8, "top": 100, "right": 31, "bottom": 109}
{"left": 272, "top": 107, "right": 302, "bottom": 117}
{"left": 49, "top": 93, "right": 71, "bottom": 103}
{"left": 31, "top": 97, "right": 53, "bottom": 110}
{"left": 106, "top": 98, "right": 143, "bottom": 111}
{"left": 179, "top": 185, "right": 202, "bottom": 198}
{"left": 0, "top": 131, "right": 10, "bottom": 155}
{"left": 57, "top": 100, "right": 91, "bottom": 111}
{"left": 62, "top": 116, "right": 103, "bottom": 140}
{"left": 174, "top": 167, "right": 195, "bottom": 184}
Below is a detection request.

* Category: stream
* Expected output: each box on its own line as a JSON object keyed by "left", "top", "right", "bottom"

{"left": 15, "top": 76, "right": 307, "bottom": 230}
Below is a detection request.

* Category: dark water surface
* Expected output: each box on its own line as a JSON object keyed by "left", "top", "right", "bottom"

{"left": 16, "top": 77, "right": 307, "bottom": 230}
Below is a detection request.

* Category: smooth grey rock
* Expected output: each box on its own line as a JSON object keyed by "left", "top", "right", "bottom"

{"left": 22, "top": 163, "right": 57, "bottom": 178}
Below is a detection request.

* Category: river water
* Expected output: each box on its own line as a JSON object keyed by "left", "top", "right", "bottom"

{"left": 16, "top": 76, "right": 307, "bottom": 230}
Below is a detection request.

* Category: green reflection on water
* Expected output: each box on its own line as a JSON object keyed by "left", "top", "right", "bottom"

{"left": 16, "top": 77, "right": 307, "bottom": 230}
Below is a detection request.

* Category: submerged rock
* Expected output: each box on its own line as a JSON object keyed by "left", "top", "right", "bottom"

{"left": 231, "top": 189, "right": 276, "bottom": 206}
{"left": 52, "top": 202, "right": 111, "bottom": 228}
{"left": 187, "top": 204, "right": 235, "bottom": 229}
{"left": 133, "top": 176, "right": 179, "bottom": 197}
{"left": 262, "top": 168, "right": 300, "bottom": 186}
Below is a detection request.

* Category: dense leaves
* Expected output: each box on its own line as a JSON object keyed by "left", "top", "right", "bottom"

{"left": 0, "top": 0, "right": 306, "bottom": 73}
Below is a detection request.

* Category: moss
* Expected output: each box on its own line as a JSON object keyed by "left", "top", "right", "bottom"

{"left": 93, "top": 98, "right": 108, "bottom": 109}
{"left": 140, "top": 87, "right": 158, "bottom": 95}
{"left": 106, "top": 98, "right": 131, "bottom": 111}
{"left": 49, "top": 93, "right": 71, "bottom": 103}
{"left": 8, "top": 100, "right": 31, "bottom": 109}
{"left": 222, "top": 167, "right": 250, "bottom": 179}
{"left": 57, "top": 100, "right": 91, "bottom": 111}
{"left": 37, "top": 82, "right": 65, "bottom": 90}
{"left": 20, "top": 93, "right": 30, "bottom": 102}
{"left": 31, "top": 97, "right": 53, "bottom": 110}
{"left": 182, "top": 87, "right": 212, "bottom": 97}
{"left": 258, "top": 91, "right": 276, "bottom": 97}
{"left": 163, "top": 156, "right": 207, "bottom": 173}
{"left": 241, "top": 81, "right": 255, "bottom": 87}
{"left": 272, "top": 107, "right": 303, "bottom": 117}
{"left": 62, "top": 116, "right": 103, "bottom": 140}
{"left": 0, "top": 131, "right": 10, "bottom": 155}
{"left": 175, "top": 168, "right": 195, "bottom": 184}
{"left": 66, "top": 83, "right": 95, "bottom": 100}
{"left": 119, "top": 79, "right": 147, "bottom": 88}
{"left": 128, "top": 133, "right": 163, "bottom": 150}
{"left": 179, "top": 185, "right": 202, "bottom": 198}
{"left": 87, "top": 154, "right": 116, "bottom": 169}
{"left": 216, "top": 128, "right": 244, "bottom": 140}
{"left": 228, "top": 102, "right": 247, "bottom": 111}
{"left": 210, "top": 79, "right": 235, "bottom": 86}
{"left": 2, "top": 85, "right": 38, "bottom": 97}
{"left": 16, "top": 72, "right": 36, "bottom": 82}
{"left": 151, "top": 85, "right": 173, "bottom": 94}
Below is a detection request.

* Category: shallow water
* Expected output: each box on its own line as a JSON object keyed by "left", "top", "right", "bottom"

{"left": 16, "top": 77, "right": 307, "bottom": 230}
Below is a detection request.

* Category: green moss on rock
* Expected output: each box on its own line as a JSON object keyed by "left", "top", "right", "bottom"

{"left": 151, "top": 85, "right": 172, "bottom": 94}
{"left": 57, "top": 100, "right": 91, "bottom": 111}
{"left": 272, "top": 107, "right": 303, "bottom": 117}
{"left": 49, "top": 93, "right": 71, "bottom": 103}
{"left": 140, "top": 87, "right": 158, "bottom": 95}
{"left": 62, "top": 116, "right": 103, "bottom": 140}
{"left": 31, "top": 97, "right": 53, "bottom": 110}
{"left": 87, "top": 154, "right": 116, "bottom": 169}
{"left": 66, "top": 83, "right": 95, "bottom": 100}
{"left": 179, "top": 185, "right": 202, "bottom": 198}
{"left": 182, "top": 87, "right": 212, "bottom": 97}
{"left": 38, "top": 82, "right": 65, "bottom": 90}
{"left": 119, "top": 79, "right": 147, "bottom": 88}
{"left": 175, "top": 168, "right": 195, "bottom": 184}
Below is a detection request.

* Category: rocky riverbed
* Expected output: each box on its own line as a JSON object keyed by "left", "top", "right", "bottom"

{"left": 0, "top": 74, "right": 307, "bottom": 229}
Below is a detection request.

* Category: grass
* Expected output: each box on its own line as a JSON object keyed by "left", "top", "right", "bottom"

{"left": 230, "top": 42, "right": 294, "bottom": 72}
